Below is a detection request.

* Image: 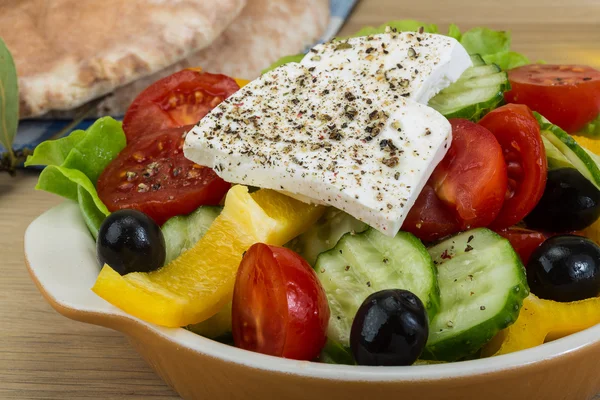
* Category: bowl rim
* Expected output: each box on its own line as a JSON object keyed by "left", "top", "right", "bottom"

{"left": 24, "top": 201, "right": 600, "bottom": 382}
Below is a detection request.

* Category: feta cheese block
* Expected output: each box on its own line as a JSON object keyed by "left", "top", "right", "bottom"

{"left": 301, "top": 30, "right": 472, "bottom": 105}
{"left": 184, "top": 63, "right": 452, "bottom": 236}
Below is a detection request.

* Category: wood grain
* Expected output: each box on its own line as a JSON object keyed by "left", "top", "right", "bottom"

{"left": 1, "top": 0, "right": 599, "bottom": 398}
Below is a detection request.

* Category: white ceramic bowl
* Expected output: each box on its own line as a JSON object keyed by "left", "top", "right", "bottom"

{"left": 24, "top": 201, "right": 600, "bottom": 400}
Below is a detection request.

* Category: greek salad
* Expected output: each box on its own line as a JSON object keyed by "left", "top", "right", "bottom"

{"left": 26, "top": 21, "right": 600, "bottom": 365}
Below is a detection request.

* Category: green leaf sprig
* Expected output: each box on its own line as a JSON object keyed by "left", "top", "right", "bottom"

{"left": 0, "top": 37, "right": 19, "bottom": 174}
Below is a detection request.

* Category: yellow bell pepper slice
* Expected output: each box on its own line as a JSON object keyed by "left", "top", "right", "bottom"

{"left": 573, "top": 135, "right": 600, "bottom": 156}
{"left": 234, "top": 78, "right": 251, "bottom": 88}
{"left": 482, "top": 293, "right": 600, "bottom": 356}
{"left": 92, "top": 186, "right": 324, "bottom": 327}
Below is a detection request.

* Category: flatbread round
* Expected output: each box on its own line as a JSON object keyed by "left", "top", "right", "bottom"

{"left": 54, "top": 0, "right": 329, "bottom": 118}
{"left": 0, "top": 0, "right": 246, "bottom": 118}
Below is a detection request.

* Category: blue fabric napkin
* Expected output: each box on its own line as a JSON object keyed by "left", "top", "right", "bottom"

{"left": 2, "top": 0, "right": 360, "bottom": 163}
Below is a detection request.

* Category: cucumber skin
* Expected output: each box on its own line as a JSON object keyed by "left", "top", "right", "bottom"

{"left": 535, "top": 112, "right": 600, "bottom": 190}
{"left": 422, "top": 229, "right": 529, "bottom": 362}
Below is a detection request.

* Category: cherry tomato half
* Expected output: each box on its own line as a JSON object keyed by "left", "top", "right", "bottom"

{"left": 232, "top": 244, "right": 330, "bottom": 361}
{"left": 479, "top": 104, "right": 548, "bottom": 230}
{"left": 402, "top": 119, "right": 507, "bottom": 242}
{"left": 495, "top": 227, "right": 548, "bottom": 265}
{"left": 122, "top": 69, "right": 240, "bottom": 142}
{"left": 505, "top": 64, "right": 600, "bottom": 133}
{"left": 97, "top": 125, "right": 231, "bottom": 225}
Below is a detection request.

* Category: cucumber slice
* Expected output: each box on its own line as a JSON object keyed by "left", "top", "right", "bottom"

{"left": 542, "top": 136, "right": 574, "bottom": 170}
{"left": 535, "top": 112, "right": 600, "bottom": 190}
{"left": 315, "top": 228, "right": 440, "bottom": 347}
{"left": 186, "top": 302, "right": 232, "bottom": 339}
{"left": 319, "top": 338, "right": 356, "bottom": 365}
{"left": 423, "top": 228, "right": 529, "bottom": 361}
{"left": 455, "top": 65, "right": 500, "bottom": 81}
{"left": 429, "top": 56, "right": 509, "bottom": 121}
{"left": 469, "top": 54, "right": 486, "bottom": 67}
{"left": 162, "top": 206, "right": 222, "bottom": 264}
{"left": 286, "top": 208, "right": 368, "bottom": 266}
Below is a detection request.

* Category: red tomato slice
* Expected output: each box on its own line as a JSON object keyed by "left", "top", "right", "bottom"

{"left": 505, "top": 64, "right": 600, "bottom": 133}
{"left": 122, "top": 69, "right": 240, "bottom": 142}
{"left": 479, "top": 104, "right": 548, "bottom": 230}
{"left": 97, "top": 125, "right": 231, "bottom": 225}
{"left": 402, "top": 119, "right": 507, "bottom": 242}
{"left": 232, "top": 244, "right": 330, "bottom": 361}
{"left": 495, "top": 227, "right": 548, "bottom": 265}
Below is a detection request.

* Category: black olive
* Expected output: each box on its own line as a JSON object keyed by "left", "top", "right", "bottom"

{"left": 97, "top": 209, "right": 166, "bottom": 275}
{"left": 527, "top": 235, "right": 600, "bottom": 302}
{"left": 350, "top": 289, "right": 428, "bottom": 366}
{"left": 525, "top": 168, "right": 600, "bottom": 231}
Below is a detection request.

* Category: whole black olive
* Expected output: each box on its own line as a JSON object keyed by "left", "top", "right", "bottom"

{"left": 527, "top": 235, "right": 600, "bottom": 302}
{"left": 525, "top": 168, "right": 600, "bottom": 231}
{"left": 97, "top": 209, "right": 166, "bottom": 275}
{"left": 350, "top": 289, "right": 428, "bottom": 366}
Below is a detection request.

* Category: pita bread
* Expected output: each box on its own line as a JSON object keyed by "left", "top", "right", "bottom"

{"left": 0, "top": 0, "right": 246, "bottom": 118}
{"left": 50, "top": 0, "right": 329, "bottom": 118}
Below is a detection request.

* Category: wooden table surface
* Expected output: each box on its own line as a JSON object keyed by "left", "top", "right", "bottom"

{"left": 1, "top": 0, "right": 599, "bottom": 398}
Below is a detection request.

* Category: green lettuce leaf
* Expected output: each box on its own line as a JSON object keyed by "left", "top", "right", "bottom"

{"left": 24, "top": 129, "right": 87, "bottom": 167}
{"left": 483, "top": 51, "right": 530, "bottom": 70}
{"left": 26, "top": 117, "right": 126, "bottom": 237}
{"left": 447, "top": 24, "right": 462, "bottom": 41}
{"left": 261, "top": 53, "right": 304, "bottom": 74}
{"left": 460, "top": 27, "right": 511, "bottom": 56}
{"left": 36, "top": 166, "right": 111, "bottom": 238}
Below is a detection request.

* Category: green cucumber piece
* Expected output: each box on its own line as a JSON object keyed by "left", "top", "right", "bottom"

{"left": 469, "top": 54, "right": 486, "bottom": 67}
{"left": 319, "top": 338, "right": 356, "bottom": 365}
{"left": 542, "top": 136, "right": 574, "bottom": 170}
{"left": 186, "top": 302, "right": 232, "bottom": 339}
{"left": 162, "top": 206, "right": 222, "bottom": 264}
{"left": 456, "top": 64, "right": 500, "bottom": 81}
{"left": 429, "top": 56, "right": 509, "bottom": 121}
{"left": 315, "top": 228, "right": 440, "bottom": 347}
{"left": 578, "top": 113, "right": 600, "bottom": 138}
{"left": 535, "top": 112, "right": 600, "bottom": 190}
{"left": 286, "top": 208, "right": 368, "bottom": 266}
{"left": 423, "top": 228, "right": 529, "bottom": 361}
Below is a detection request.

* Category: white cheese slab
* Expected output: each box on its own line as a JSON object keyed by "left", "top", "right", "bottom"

{"left": 301, "top": 30, "right": 472, "bottom": 105}
{"left": 184, "top": 63, "right": 451, "bottom": 236}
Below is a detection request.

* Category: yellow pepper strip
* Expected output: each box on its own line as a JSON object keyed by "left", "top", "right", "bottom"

{"left": 482, "top": 293, "right": 600, "bottom": 356}
{"left": 234, "top": 78, "right": 251, "bottom": 88}
{"left": 93, "top": 186, "right": 324, "bottom": 327}
{"left": 573, "top": 135, "right": 600, "bottom": 156}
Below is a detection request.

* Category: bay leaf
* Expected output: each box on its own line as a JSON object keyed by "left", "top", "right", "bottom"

{"left": 0, "top": 37, "right": 18, "bottom": 159}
